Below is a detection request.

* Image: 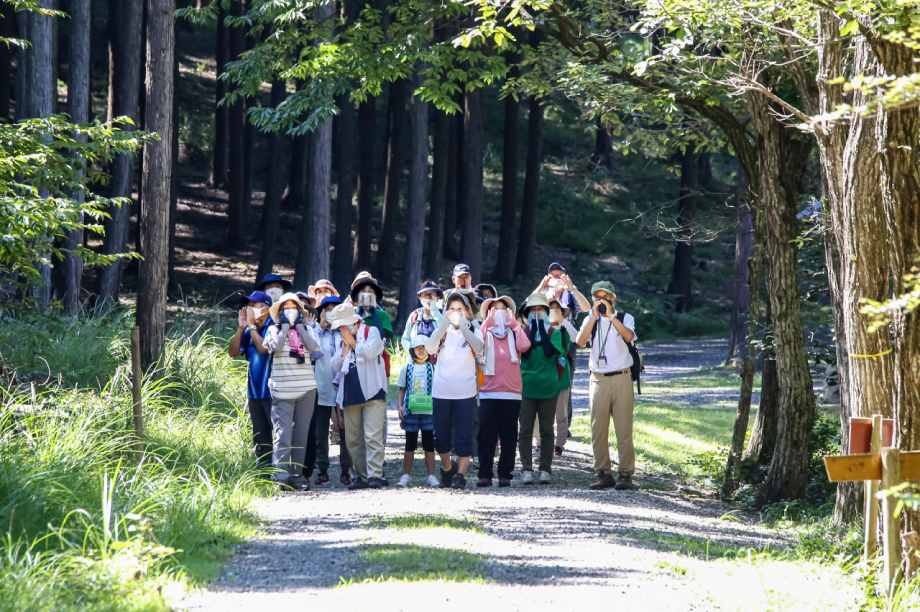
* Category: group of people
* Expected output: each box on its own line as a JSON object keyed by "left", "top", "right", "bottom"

{"left": 229, "top": 262, "right": 640, "bottom": 492}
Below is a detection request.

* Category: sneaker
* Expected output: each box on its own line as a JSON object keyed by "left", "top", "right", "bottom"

{"left": 348, "top": 478, "right": 369, "bottom": 490}
{"left": 288, "top": 476, "right": 309, "bottom": 491}
{"left": 380, "top": 474, "right": 389, "bottom": 487}
{"left": 589, "top": 474, "right": 616, "bottom": 490}
{"left": 476, "top": 477, "right": 492, "bottom": 487}
{"left": 426, "top": 475, "right": 440, "bottom": 487}
{"left": 340, "top": 472, "right": 351, "bottom": 486}
{"left": 440, "top": 463, "right": 458, "bottom": 488}
{"left": 521, "top": 471, "right": 535, "bottom": 485}
{"left": 538, "top": 470, "right": 551, "bottom": 485}
{"left": 451, "top": 473, "right": 467, "bottom": 489}
{"left": 314, "top": 470, "right": 329, "bottom": 486}
{"left": 396, "top": 474, "right": 411, "bottom": 488}
{"left": 554, "top": 446, "right": 563, "bottom": 456}
{"left": 498, "top": 478, "right": 512, "bottom": 487}
{"left": 367, "top": 477, "right": 383, "bottom": 489}
{"left": 614, "top": 473, "right": 638, "bottom": 491}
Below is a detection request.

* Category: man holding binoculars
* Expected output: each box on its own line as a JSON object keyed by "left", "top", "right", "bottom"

{"left": 575, "top": 280, "right": 639, "bottom": 492}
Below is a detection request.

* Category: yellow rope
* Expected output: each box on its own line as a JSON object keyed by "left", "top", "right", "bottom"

{"left": 850, "top": 349, "right": 893, "bottom": 359}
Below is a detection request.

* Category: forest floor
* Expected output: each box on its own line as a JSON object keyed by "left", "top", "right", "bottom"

{"left": 179, "top": 339, "right": 861, "bottom": 612}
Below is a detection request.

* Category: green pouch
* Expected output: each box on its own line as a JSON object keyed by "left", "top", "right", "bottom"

{"left": 408, "top": 393, "right": 433, "bottom": 415}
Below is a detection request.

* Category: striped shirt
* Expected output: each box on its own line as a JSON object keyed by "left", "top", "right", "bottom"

{"left": 265, "top": 326, "right": 318, "bottom": 400}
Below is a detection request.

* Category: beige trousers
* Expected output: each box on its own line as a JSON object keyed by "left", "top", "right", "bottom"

{"left": 589, "top": 372, "right": 635, "bottom": 476}
{"left": 343, "top": 399, "right": 386, "bottom": 481}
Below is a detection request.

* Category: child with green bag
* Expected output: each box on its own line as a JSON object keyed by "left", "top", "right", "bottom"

{"left": 395, "top": 336, "right": 439, "bottom": 488}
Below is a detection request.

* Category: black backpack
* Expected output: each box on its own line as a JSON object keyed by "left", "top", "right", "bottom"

{"left": 591, "top": 312, "right": 644, "bottom": 394}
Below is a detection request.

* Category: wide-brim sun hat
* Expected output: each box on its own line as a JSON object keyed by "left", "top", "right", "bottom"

{"left": 444, "top": 291, "right": 472, "bottom": 312}
{"left": 474, "top": 283, "right": 497, "bottom": 298}
{"left": 256, "top": 273, "right": 292, "bottom": 292}
{"left": 480, "top": 295, "right": 517, "bottom": 320}
{"left": 309, "top": 279, "right": 339, "bottom": 298}
{"left": 548, "top": 296, "right": 571, "bottom": 319}
{"left": 329, "top": 303, "right": 362, "bottom": 329}
{"left": 295, "top": 290, "right": 317, "bottom": 309}
{"left": 350, "top": 271, "right": 383, "bottom": 302}
{"left": 519, "top": 292, "right": 552, "bottom": 318}
{"left": 269, "top": 292, "right": 316, "bottom": 324}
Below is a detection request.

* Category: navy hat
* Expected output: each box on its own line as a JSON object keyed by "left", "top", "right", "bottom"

{"left": 547, "top": 262, "right": 566, "bottom": 275}
{"left": 256, "top": 273, "right": 292, "bottom": 292}
{"left": 417, "top": 281, "right": 444, "bottom": 299}
{"left": 240, "top": 290, "right": 273, "bottom": 307}
{"left": 318, "top": 295, "right": 343, "bottom": 312}
{"left": 452, "top": 263, "right": 471, "bottom": 277}
{"left": 474, "top": 283, "right": 497, "bottom": 299}
{"left": 445, "top": 291, "right": 472, "bottom": 311}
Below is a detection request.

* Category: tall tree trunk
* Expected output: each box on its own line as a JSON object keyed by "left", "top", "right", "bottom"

{"left": 0, "top": 5, "right": 15, "bottom": 120}
{"left": 256, "top": 79, "right": 286, "bottom": 281}
{"left": 592, "top": 120, "right": 613, "bottom": 171}
{"left": 353, "top": 96, "right": 376, "bottom": 271}
{"left": 293, "top": 2, "right": 334, "bottom": 287}
{"left": 225, "top": 0, "right": 246, "bottom": 247}
{"left": 137, "top": 0, "right": 175, "bottom": 370}
{"left": 61, "top": 0, "right": 91, "bottom": 315}
{"left": 746, "top": 307, "right": 779, "bottom": 465}
{"left": 167, "top": 46, "right": 179, "bottom": 290}
{"left": 515, "top": 94, "right": 543, "bottom": 278}
{"left": 207, "top": 4, "right": 228, "bottom": 187}
{"left": 495, "top": 88, "right": 519, "bottom": 283}
{"left": 426, "top": 107, "right": 449, "bottom": 280}
{"left": 17, "top": 1, "right": 54, "bottom": 306}
{"left": 377, "top": 78, "right": 407, "bottom": 280}
{"left": 748, "top": 90, "right": 816, "bottom": 504}
{"left": 396, "top": 68, "right": 428, "bottom": 331}
{"left": 459, "top": 87, "right": 483, "bottom": 280}
{"left": 443, "top": 107, "right": 460, "bottom": 260}
{"left": 332, "top": 94, "right": 356, "bottom": 289}
{"left": 667, "top": 146, "right": 698, "bottom": 313}
{"left": 96, "top": 0, "right": 142, "bottom": 305}
{"left": 726, "top": 186, "right": 753, "bottom": 364}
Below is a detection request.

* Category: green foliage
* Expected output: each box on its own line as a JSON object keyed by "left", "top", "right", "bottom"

{"left": 368, "top": 514, "right": 482, "bottom": 532}
{"left": 341, "top": 543, "right": 487, "bottom": 585}
{"left": 0, "top": 115, "right": 151, "bottom": 291}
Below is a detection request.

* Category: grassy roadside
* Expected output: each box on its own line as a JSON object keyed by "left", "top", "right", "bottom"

{"left": 0, "top": 308, "right": 272, "bottom": 611}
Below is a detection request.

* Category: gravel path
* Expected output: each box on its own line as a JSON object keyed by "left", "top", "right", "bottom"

{"left": 180, "top": 339, "right": 851, "bottom": 611}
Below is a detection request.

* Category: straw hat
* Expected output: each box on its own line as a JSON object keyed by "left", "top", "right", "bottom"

{"left": 519, "top": 293, "right": 551, "bottom": 318}
{"left": 350, "top": 271, "right": 383, "bottom": 302}
{"left": 329, "top": 303, "right": 362, "bottom": 329}
{"left": 269, "top": 292, "right": 317, "bottom": 324}
{"left": 480, "top": 295, "right": 517, "bottom": 320}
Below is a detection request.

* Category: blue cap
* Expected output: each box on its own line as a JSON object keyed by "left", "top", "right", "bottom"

{"left": 318, "top": 295, "right": 343, "bottom": 312}
{"left": 452, "top": 263, "right": 471, "bottom": 277}
{"left": 256, "top": 273, "right": 292, "bottom": 292}
{"left": 241, "top": 290, "right": 273, "bottom": 307}
{"left": 547, "top": 262, "right": 566, "bottom": 275}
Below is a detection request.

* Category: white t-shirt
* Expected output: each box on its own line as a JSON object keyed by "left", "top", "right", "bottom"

{"left": 431, "top": 325, "right": 481, "bottom": 400}
{"left": 580, "top": 311, "right": 637, "bottom": 373}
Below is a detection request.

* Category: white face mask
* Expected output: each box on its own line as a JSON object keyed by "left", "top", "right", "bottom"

{"left": 250, "top": 306, "right": 266, "bottom": 319}
{"left": 325, "top": 311, "right": 335, "bottom": 324}
{"left": 421, "top": 298, "right": 432, "bottom": 309}
{"left": 284, "top": 308, "right": 299, "bottom": 325}
{"left": 549, "top": 310, "right": 561, "bottom": 324}
{"left": 449, "top": 312, "right": 463, "bottom": 327}
{"left": 493, "top": 309, "right": 507, "bottom": 326}
{"left": 265, "top": 287, "right": 283, "bottom": 303}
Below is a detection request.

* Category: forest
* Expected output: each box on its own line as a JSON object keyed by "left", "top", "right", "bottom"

{"left": 1, "top": 0, "right": 920, "bottom": 609}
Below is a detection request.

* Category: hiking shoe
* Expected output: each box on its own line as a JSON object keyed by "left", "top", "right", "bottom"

{"left": 367, "top": 477, "right": 383, "bottom": 489}
{"left": 498, "top": 478, "right": 512, "bottom": 487}
{"left": 339, "top": 472, "right": 351, "bottom": 486}
{"left": 396, "top": 474, "right": 411, "bottom": 488}
{"left": 554, "top": 446, "right": 563, "bottom": 456}
{"left": 440, "top": 463, "right": 458, "bottom": 488}
{"left": 614, "top": 473, "right": 638, "bottom": 491}
{"left": 521, "top": 471, "right": 535, "bottom": 485}
{"left": 348, "top": 478, "right": 369, "bottom": 490}
{"left": 451, "top": 473, "right": 467, "bottom": 489}
{"left": 538, "top": 471, "right": 552, "bottom": 485}
{"left": 380, "top": 474, "right": 389, "bottom": 487}
{"left": 314, "top": 470, "right": 329, "bottom": 486}
{"left": 426, "top": 475, "right": 440, "bottom": 487}
{"left": 589, "top": 474, "right": 616, "bottom": 490}
{"left": 476, "top": 477, "right": 492, "bottom": 488}
{"left": 288, "top": 476, "right": 309, "bottom": 491}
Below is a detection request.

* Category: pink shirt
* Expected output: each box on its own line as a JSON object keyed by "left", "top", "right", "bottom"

{"left": 479, "top": 315, "right": 532, "bottom": 399}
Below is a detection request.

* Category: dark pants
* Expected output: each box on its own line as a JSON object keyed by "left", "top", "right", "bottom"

{"left": 305, "top": 403, "right": 353, "bottom": 477}
{"left": 477, "top": 398, "right": 521, "bottom": 480}
{"left": 519, "top": 396, "right": 559, "bottom": 473}
{"left": 248, "top": 397, "right": 273, "bottom": 468}
{"left": 433, "top": 396, "right": 477, "bottom": 457}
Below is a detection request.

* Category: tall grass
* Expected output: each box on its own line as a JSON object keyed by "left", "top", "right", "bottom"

{"left": 0, "top": 308, "right": 270, "bottom": 611}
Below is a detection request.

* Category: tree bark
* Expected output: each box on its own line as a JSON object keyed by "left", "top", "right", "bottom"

{"left": 0, "top": 5, "right": 15, "bottom": 121}
{"left": 96, "top": 0, "right": 143, "bottom": 305}
{"left": 225, "top": 0, "right": 247, "bottom": 248}
{"left": 353, "top": 96, "right": 376, "bottom": 271}
{"left": 283, "top": 132, "right": 308, "bottom": 209}
{"left": 396, "top": 69, "right": 428, "bottom": 332}
{"left": 61, "top": 0, "right": 91, "bottom": 315}
{"left": 746, "top": 311, "right": 779, "bottom": 465}
{"left": 459, "top": 87, "right": 484, "bottom": 280}
{"left": 495, "top": 89, "right": 519, "bottom": 283}
{"left": 376, "top": 78, "right": 407, "bottom": 280}
{"left": 256, "top": 79, "right": 287, "bottom": 282}
{"left": 425, "top": 107, "right": 449, "bottom": 281}
{"left": 443, "top": 106, "right": 461, "bottom": 260}
{"left": 667, "top": 146, "right": 698, "bottom": 313}
{"left": 726, "top": 187, "right": 753, "bottom": 364}
{"left": 208, "top": 4, "right": 228, "bottom": 188}
{"left": 332, "top": 94, "right": 356, "bottom": 289}
{"left": 167, "top": 47, "right": 179, "bottom": 290}
{"left": 515, "top": 94, "right": 543, "bottom": 279}
{"left": 137, "top": 0, "right": 175, "bottom": 370}
{"left": 592, "top": 120, "right": 613, "bottom": 171}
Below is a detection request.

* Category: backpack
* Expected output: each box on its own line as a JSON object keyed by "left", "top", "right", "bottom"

{"left": 363, "top": 325, "right": 391, "bottom": 378}
{"left": 591, "top": 312, "right": 644, "bottom": 394}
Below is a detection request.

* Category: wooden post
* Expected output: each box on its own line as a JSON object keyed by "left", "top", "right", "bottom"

{"left": 865, "top": 414, "right": 884, "bottom": 559}
{"left": 881, "top": 448, "right": 902, "bottom": 594}
{"left": 130, "top": 326, "right": 144, "bottom": 455}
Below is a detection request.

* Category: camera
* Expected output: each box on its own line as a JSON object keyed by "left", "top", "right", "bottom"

{"left": 597, "top": 302, "right": 607, "bottom": 315}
